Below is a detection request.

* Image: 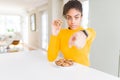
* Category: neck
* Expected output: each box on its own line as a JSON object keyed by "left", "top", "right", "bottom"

{"left": 68, "top": 26, "right": 80, "bottom": 30}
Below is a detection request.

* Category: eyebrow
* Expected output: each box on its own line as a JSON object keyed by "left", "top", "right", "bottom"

{"left": 66, "top": 14, "right": 80, "bottom": 17}
{"left": 74, "top": 14, "right": 80, "bottom": 17}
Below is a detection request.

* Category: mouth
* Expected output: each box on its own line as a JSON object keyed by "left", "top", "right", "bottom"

{"left": 70, "top": 25, "right": 77, "bottom": 29}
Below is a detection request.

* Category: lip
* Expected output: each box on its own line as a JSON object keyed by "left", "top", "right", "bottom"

{"left": 71, "top": 25, "right": 77, "bottom": 29}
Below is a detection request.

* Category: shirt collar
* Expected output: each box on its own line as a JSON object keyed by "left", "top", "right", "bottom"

{"left": 68, "top": 26, "right": 83, "bottom": 31}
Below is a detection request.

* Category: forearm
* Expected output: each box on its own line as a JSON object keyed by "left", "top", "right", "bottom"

{"left": 47, "top": 35, "right": 60, "bottom": 61}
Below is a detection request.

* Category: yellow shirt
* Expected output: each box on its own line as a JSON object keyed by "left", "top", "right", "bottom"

{"left": 47, "top": 26, "right": 96, "bottom": 66}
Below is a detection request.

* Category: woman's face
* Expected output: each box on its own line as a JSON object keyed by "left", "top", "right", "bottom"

{"left": 66, "top": 8, "right": 82, "bottom": 30}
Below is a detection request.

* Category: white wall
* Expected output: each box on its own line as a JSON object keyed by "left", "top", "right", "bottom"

{"left": 27, "top": 4, "right": 48, "bottom": 49}
{"left": 27, "top": 0, "right": 63, "bottom": 49}
{"left": 89, "top": 0, "right": 120, "bottom": 77}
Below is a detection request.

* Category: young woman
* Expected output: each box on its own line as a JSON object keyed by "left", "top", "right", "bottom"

{"left": 47, "top": 0, "right": 96, "bottom": 66}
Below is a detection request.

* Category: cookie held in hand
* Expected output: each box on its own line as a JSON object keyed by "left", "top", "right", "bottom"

{"left": 55, "top": 59, "right": 74, "bottom": 67}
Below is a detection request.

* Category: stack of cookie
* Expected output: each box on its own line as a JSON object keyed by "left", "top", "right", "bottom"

{"left": 55, "top": 59, "right": 74, "bottom": 67}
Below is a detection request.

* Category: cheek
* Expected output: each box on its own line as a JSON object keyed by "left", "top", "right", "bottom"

{"left": 76, "top": 18, "right": 82, "bottom": 24}
{"left": 67, "top": 20, "right": 71, "bottom": 25}
{"left": 78, "top": 18, "right": 82, "bottom": 21}
{"left": 80, "top": 17, "right": 82, "bottom": 22}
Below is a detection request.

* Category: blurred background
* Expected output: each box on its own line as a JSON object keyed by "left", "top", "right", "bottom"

{"left": 0, "top": 0, "right": 120, "bottom": 78}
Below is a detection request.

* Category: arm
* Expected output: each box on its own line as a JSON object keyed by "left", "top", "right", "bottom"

{"left": 47, "top": 35, "right": 60, "bottom": 62}
{"left": 47, "top": 19, "right": 62, "bottom": 62}
{"left": 86, "top": 28, "right": 96, "bottom": 45}
{"left": 68, "top": 28, "right": 96, "bottom": 49}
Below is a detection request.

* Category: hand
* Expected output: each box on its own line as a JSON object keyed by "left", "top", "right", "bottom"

{"left": 69, "top": 31, "right": 87, "bottom": 49}
{"left": 52, "top": 19, "right": 62, "bottom": 36}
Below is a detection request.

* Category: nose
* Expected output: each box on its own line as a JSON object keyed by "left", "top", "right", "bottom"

{"left": 71, "top": 18, "right": 75, "bottom": 24}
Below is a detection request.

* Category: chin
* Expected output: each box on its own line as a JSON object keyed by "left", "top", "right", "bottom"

{"left": 71, "top": 28, "right": 76, "bottom": 30}
{"left": 70, "top": 26, "right": 77, "bottom": 30}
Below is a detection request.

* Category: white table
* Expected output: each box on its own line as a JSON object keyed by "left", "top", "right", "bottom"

{"left": 0, "top": 49, "right": 119, "bottom": 80}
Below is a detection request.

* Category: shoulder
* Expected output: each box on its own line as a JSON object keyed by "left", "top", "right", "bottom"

{"left": 85, "top": 27, "right": 96, "bottom": 40}
{"left": 59, "top": 28, "right": 68, "bottom": 33}
{"left": 86, "top": 27, "right": 96, "bottom": 35}
{"left": 57, "top": 28, "right": 68, "bottom": 37}
{"left": 86, "top": 27, "right": 95, "bottom": 32}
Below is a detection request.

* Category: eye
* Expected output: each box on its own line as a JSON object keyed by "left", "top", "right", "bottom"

{"left": 75, "top": 17, "right": 79, "bottom": 19}
{"left": 67, "top": 17, "right": 72, "bottom": 20}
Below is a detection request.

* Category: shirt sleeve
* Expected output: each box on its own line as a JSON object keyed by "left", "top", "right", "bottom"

{"left": 86, "top": 28, "right": 96, "bottom": 46}
{"left": 47, "top": 32, "right": 61, "bottom": 62}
